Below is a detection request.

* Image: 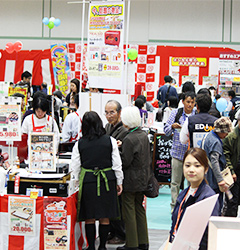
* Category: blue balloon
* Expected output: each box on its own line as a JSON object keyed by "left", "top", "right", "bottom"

{"left": 216, "top": 98, "right": 228, "bottom": 112}
{"left": 42, "top": 17, "right": 49, "bottom": 25}
{"left": 54, "top": 18, "right": 61, "bottom": 27}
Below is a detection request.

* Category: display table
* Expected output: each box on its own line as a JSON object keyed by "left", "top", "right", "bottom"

{"left": 0, "top": 192, "right": 86, "bottom": 250}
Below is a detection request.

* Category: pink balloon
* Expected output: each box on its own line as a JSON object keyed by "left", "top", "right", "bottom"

{"left": 14, "top": 41, "right": 23, "bottom": 52}
{"left": 5, "top": 42, "right": 14, "bottom": 54}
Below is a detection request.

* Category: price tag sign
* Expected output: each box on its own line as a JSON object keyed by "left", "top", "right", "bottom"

{"left": 30, "top": 191, "right": 39, "bottom": 199}
{"left": 9, "top": 196, "right": 36, "bottom": 236}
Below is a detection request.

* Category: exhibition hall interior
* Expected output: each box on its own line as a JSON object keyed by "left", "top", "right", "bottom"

{"left": 0, "top": 0, "right": 240, "bottom": 249}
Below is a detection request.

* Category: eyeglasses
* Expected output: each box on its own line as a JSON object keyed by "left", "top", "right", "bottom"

{"left": 104, "top": 110, "right": 117, "bottom": 116}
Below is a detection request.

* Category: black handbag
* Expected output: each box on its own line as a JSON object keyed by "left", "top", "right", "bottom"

{"left": 144, "top": 173, "right": 159, "bottom": 198}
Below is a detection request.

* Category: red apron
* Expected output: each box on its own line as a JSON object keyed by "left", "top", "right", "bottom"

{"left": 32, "top": 114, "right": 50, "bottom": 132}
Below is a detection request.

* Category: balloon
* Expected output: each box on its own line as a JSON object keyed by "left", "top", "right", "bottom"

{"left": 128, "top": 48, "right": 138, "bottom": 61}
{"left": 216, "top": 98, "right": 228, "bottom": 112}
{"left": 5, "top": 42, "right": 14, "bottom": 54}
{"left": 48, "top": 21, "right": 55, "bottom": 29}
{"left": 14, "top": 41, "right": 23, "bottom": 52}
{"left": 49, "top": 17, "right": 55, "bottom": 22}
{"left": 54, "top": 18, "right": 61, "bottom": 27}
{"left": 42, "top": 17, "right": 49, "bottom": 25}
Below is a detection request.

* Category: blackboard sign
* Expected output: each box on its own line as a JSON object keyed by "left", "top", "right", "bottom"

{"left": 152, "top": 133, "right": 173, "bottom": 184}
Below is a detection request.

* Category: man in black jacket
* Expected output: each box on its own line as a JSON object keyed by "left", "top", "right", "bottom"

{"left": 105, "top": 100, "right": 128, "bottom": 244}
{"left": 180, "top": 93, "right": 217, "bottom": 148}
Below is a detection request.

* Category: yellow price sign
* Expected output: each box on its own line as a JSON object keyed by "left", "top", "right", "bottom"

{"left": 30, "top": 191, "right": 39, "bottom": 199}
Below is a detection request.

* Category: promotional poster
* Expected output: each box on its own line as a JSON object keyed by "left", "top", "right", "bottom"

{"left": 9, "top": 196, "right": 36, "bottom": 236}
{"left": 0, "top": 102, "right": 21, "bottom": 141}
{"left": 88, "top": 1, "right": 124, "bottom": 90}
{"left": 29, "top": 132, "right": 56, "bottom": 172}
{"left": 43, "top": 197, "right": 68, "bottom": 250}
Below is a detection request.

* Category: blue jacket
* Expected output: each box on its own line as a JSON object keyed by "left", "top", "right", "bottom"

{"left": 170, "top": 180, "right": 220, "bottom": 249}
{"left": 202, "top": 131, "right": 226, "bottom": 190}
{"left": 157, "top": 84, "right": 178, "bottom": 105}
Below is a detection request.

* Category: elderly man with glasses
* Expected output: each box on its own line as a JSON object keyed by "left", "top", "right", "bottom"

{"left": 105, "top": 100, "right": 128, "bottom": 147}
{"left": 104, "top": 100, "right": 128, "bottom": 245}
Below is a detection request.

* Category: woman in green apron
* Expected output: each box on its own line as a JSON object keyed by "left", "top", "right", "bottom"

{"left": 71, "top": 111, "right": 123, "bottom": 250}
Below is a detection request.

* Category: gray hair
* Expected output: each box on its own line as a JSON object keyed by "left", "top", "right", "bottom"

{"left": 106, "top": 100, "right": 122, "bottom": 112}
{"left": 121, "top": 106, "right": 141, "bottom": 128}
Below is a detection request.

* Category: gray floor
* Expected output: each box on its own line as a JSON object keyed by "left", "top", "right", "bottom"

{"left": 96, "top": 229, "right": 169, "bottom": 250}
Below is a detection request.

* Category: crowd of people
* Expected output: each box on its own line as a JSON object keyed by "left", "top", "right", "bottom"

{"left": 10, "top": 71, "right": 240, "bottom": 250}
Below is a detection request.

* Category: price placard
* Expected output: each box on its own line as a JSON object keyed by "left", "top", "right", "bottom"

{"left": 9, "top": 196, "right": 36, "bottom": 236}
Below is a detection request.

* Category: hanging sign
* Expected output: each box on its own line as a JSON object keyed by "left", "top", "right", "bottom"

{"left": 51, "top": 43, "right": 71, "bottom": 98}
{"left": 87, "top": 1, "right": 125, "bottom": 90}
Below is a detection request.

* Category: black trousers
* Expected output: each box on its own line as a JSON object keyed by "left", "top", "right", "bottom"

{"left": 109, "top": 195, "right": 125, "bottom": 240}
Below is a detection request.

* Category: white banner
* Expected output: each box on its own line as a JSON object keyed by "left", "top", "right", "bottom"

{"left": 87, "top": 1, "right": 124, "bottom": 90}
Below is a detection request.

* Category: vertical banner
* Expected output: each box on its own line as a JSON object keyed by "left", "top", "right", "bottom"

{"left": 8, "top": 196, "right": 36, "bottom": 236}
{"left": 51, "top": 44, "right": 71, "bottom": 98}
{"left": 88, "top": 1, "right": 124, "bottom": 90}
{"left": 43, "top": 197, "right": 68, "bottom": 250}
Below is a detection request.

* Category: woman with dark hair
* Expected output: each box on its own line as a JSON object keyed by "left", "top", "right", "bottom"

{"left": 165, "top": 148, "right": 220, "bottom": 250}
{"left": 71, "top": 111, "right": 123, "bottom": 250}
{"left": 21, "top": 96, "right": 60, "bottom": 149}
{"left": 64, "top": 78, "right": 80, "bottom": 108}
{"left": 134, "top": 98, "right": 148, "bottom": 120}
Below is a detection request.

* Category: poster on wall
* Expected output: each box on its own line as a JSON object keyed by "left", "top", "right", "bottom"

{"left": 0, "top": 97, "right": 21, "bottom": 141}
{"left": 8, "top": 196, "right": 36, "bottom": 236}
{"left": 87, "top": 1, "right": 125, "bottom": 90}
{"left": 51, "top": 44, "right": 71, "bottom": 98}
{"left": 182, "top": 75, "right": 198, "bottom": 85}
{"left": 43, "top": 197, "right": 68, "bottom": 250}
{"left": 29, "top": 132, "right": 56, "bottom": 172}
{"left": 202, "top": 75, "right": 218, "bottom": 88}
{"left": 219, "top": 52, "right": 240, "bottom": 84}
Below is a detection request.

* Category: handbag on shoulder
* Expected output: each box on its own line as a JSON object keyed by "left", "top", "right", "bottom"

{"left": 144, "top": 172, "right": 159, "bottom": 198}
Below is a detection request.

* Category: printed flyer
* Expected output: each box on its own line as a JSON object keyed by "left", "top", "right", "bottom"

{"left": 43, "top": 197, "right": 68, "bottom": 250}
{"left": 29, "top": 132, "right": 56, "bottom": 172}
{"left": 9, "top": 196, "right": 36, "bottom": 236}
{"left": 0, "top": 103, "right": 21, "bottom": 141}
{"left": 51, "top": 43, "right": 71, "bottom": 98}
{"left": 8, "top": 86, "right": 28, "bottom": 112}
{"left": 88, "top": 1, "right": 124, "bottom": 90}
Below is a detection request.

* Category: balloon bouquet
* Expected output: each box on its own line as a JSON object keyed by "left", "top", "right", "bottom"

{"left": 42, "top": 17, "right": 61, "bottom": 29}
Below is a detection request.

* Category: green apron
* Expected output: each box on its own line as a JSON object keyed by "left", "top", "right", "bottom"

{"left": 77, "top": 167, "right": 112, "bottom": 220}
